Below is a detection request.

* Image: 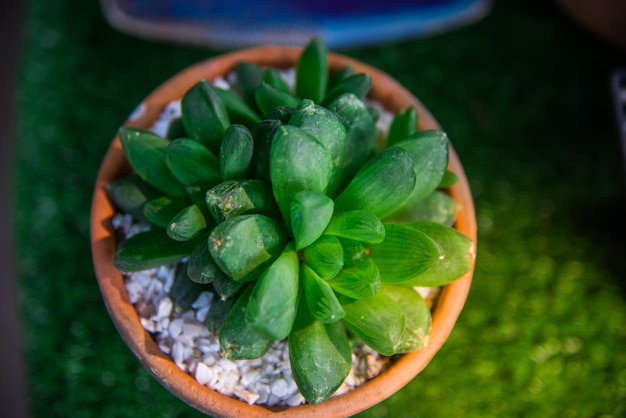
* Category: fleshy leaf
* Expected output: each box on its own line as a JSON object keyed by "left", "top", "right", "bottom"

{"left": 169, "top": 262, "right": 212, "bottom": 313}
{"left": 251, "top": 119, "right": 282, "bottom": 182}
{"left": 166, "top": 137, "right": 221, "bottom": 187}
{"left": 208, "top": 214, "right": 287, "bottom": 282}
{"left": 215, "top": 87, "right": 262, "bottom": 128}
{"left": 187, "top": 239, "right": 225, "bottom": 284}
{"left": 384, "top": 190, "right": 460, "bottom": 226}
{"left": 113, "top": 228, "right": 198, "bottom": 272}
{"left": 301, "top": 263, "right": 345, "bottom": 323}
{"left": 397, "top": 221, "right": 474, "bottom": 287}
{"left": 234, "top": 61, "right": 264, "bottom": 110}
{"left": 206, "top": 179, "right": 279, "bottom": 223}
{"left": 323, "top": 73, "right": 372, "bottom": 104}
{"left": 181, "top": 80, "right": 230, "bottom": 153}
{"left": 327, "top": 257, "right": 380, "bottom": 300}
{"left": 246, "top": 243, "right": 300, "bottom": 340}
{"left": 289, "top": 100, "right": 347, "bottom": 196}
{"left": 206, "top": 297, "right": 235, "bottom": 334}
{"left": 324, "top": 210, "right": 385, "bottom": 243}
{"left": 219, "top": 285, "right": 272, "bottom": 359}
{"left": 288, "top": 302, "right": 351, "bottom": 404}
{"left": 255, "top": 82, "right": 300, "bottom": 117}
{"left": 262, "top": 67, "right": 291, "bottom": 93}
{"left": 296, "top": 37, "right": 328, "bottom": 103}
{"left": 302, "top": 236, "right": 344, "bottom": 280}
{"left": 326, "top": 93, "right": 377, "bottom": 186}
{"left": 340, "top": 291, "right": 406, "bottom": 356}
{"left": 438, "top": 170, "right": 458, "bottom": 188}
{"left": 212, "top": 272, "right": 244, "bottom": 301}
{"left": 118, "top": 127, "right": 185, "bottom": 198}
{"left": 390, "top": 130, "right": 449, "bottom": 207}
{"left": 106, "top": 174, "right": 161, "bottom": 221}
{"left": 220, "top": 124, "right": 254, "bottom": 181}
{"left": 367, "top": 223, "right": 441, "bottom": 284}
{"left": 167, "top": 205, "right": 207, "bottom": 241}
{"left": 270, "top": 125, "right": 333, "bottom": 230}
{"left": 381, "top": 284, "right": 431, "bottom": 352}
{"left": 334, "top": 147, "right": 416, "bottom": 219}
{"left": 386, "top": 106, "right": 417, "bottom": 147}
{"left": 290, "top": 190, "right": 334, "bottom": 250}
{"left": 143, "top": 196, "right": 189, "bottom": 229}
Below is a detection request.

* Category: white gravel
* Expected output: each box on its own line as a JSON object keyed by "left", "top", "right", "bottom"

{"left": 112, "top": 68, "right": 439, "bottom": 406}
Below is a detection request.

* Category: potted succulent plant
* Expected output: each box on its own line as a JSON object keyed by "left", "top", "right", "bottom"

{"left": 91, "top": 38, "right": 476, "bottom": 417}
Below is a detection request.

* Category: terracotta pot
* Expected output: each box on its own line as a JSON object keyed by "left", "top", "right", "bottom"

{"left": 90, "top": 46, "right": 477, "bottom": 417}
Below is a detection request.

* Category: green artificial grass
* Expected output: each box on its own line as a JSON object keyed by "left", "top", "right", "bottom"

{"left": 12, "top": 0, "right": 626, "bottom": 417}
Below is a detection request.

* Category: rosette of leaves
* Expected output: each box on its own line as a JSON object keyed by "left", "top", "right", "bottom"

{"left": 107, "top": 37, "right": 473, "bottom": 404}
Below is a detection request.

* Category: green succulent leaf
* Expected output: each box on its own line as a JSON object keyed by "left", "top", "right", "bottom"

{"left": 165, "top": 117, "right": 187, "bottom": 140}
{"left": 219, "top": 285, "right": 272, "bottom": 359}
{"left": 143, "top": 196, "right": 189, "bottom": 228}
{"left": 338, "top": 238, "right": 367, "bottom": 267}
{"left": 269, "top": 125, "right": 333, "bottom": 230}
{"left": 390, "top": 130, "right": 449, "bottom": 207}
{"left": 212, "top": 272, "right": 245, "bottom": 301}
{"left": 262, "top": 67, "right": 290, "bottom": 92}
{"left": 384, "top": 190, "right": 460, "bottom": 226}
{"left": 381, "top": 285, "right": 431, "bottom": 352}
{"left": 206, "top": 179, "right": 279, "bottom": 223}
{"left": 113, "top": 228, "right": 198, "bottom": 272}
{"left": 327, "top": 257, "right": 380, "bottom": 300}
{"left": 296, "top": 36, "right": 328, "bottom": 103}
{"left": 106, "top": 174, "right": 161, "bottom": 221}
{"left": 219, "top": 124, "right": 254, "bottom": 181}
{"left": 323, "top": 73, "right": 372, "bottom": 104}
{"left": 206, "top": 296, "right": 235, "bottom": 334}
{"left": 290, "top": 190, "right": 334, "bottom": 250}
{"left": 386, "top": 106, "right": 417, "bottom": 147}
{"left": 208, "top": 214, "right": 287, "bottom": 282}
{"left": 246, "top": 243, "right": 300, "bottom": 340}
{"left": 165, "top": 137, "right": 221, "bottom": 188}
{"left": 326, "top": 93, "right": 378, "bottom": 188}
{"left": 215, "top": 87, "right": 262, "bottom": 128}
{"left": 169, "top": 262, "right": 212, "bottom": 313}
{"left": 367, "top": 223, "right": 440, "bottom": 284}
{"left": 324, "top": 210, "right": 385, "bottom": 243}
{"left": 397, "top": 221, "right": 474, "bottom": 287}
{"left": 167, "top": 205, "right": 207, "bottom": 241}
{"left": 334, "top": 146, "right": 416, "bottom": 219}
{"left": 327, "top": 65, "right": 353, "bottom": 92}
{"left": 187, "top": 239, "right": 224, "bottom": 284}
{"left": 234, "top": 61, "right": 265, "bottom": 110}
{"left": 302, "top": 235, "right": 344, "bottom": 280}
{"left": 439, "top": 169, "right": 458, "bottom": 188}
{"left": 340, "top": 291, "right": 406, "bottom": 356}
{"left": 181, "top": 80, "right": 230, "bottom": 153}
{"left": 301, "top": 263, "right": 345, "bottom": 324}
{"left": 255, "top": 82, "right": 300, "bottom": 117}
{"left": 288, "top": 301, "right": 352, "bottom": 404}
{"left": 118, "top": 126, "right": 185, "bottom": 198}
{"left": 265, "top": 106, "right": 296, "bottom": 124}
{"left": 251, "top": 119, "right": 282, "bottom": 182}
{"left": 289, "top": 100, "right": 347, "bottom": 196}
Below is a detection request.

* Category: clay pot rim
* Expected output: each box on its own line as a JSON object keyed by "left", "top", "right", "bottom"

{"left": 90, "top": 45, "right": 477, "bottom": 418}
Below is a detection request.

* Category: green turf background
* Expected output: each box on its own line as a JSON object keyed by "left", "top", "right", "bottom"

{"left": 12, "top": 0, "right": 626, "bottom": 416}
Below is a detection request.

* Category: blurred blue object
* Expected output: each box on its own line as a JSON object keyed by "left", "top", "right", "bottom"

{"left": 101, "top": 0, "right": 492, "bottom": 49}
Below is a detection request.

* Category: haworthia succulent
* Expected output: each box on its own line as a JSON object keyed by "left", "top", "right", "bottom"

{"left": 206, "top": 179, "right": 279, "bottom": 223}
